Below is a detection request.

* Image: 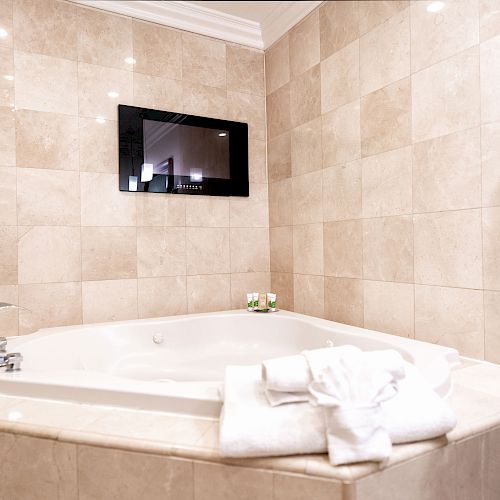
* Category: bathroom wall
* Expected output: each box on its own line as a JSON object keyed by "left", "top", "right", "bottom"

{"left": 266, "top": 0, "right": 500, "bottom": 361}
{"left": 0, "top": 0, "right": 269, "bottom": 336}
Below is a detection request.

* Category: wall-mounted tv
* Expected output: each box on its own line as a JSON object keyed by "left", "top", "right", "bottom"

{"left": 118, "top": 105, "right": 249, "bottom": 196}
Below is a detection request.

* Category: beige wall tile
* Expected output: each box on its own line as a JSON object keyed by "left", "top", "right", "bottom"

{"left": 136, "top": 194, "right": 185, "bottom": 227}
{"left": 323, "top": 161, "right": 362, "bottom": 222}
{"left": 230, "top": 227, "right": 269, "bottom": 273}
{"left": 270, "top": 226, "right": 293, "bottom": 273}
{"left": 132, "top": 73, "right": 183, "bottom": 112}
{"left": 265, "top": 35, "right": 289, "bottom": 95}
{"left": 415, "top": 285, "right": 484, "bottom": 358}
{"left": 227, "top": 45, "right": 264, "bottom": 96}
{"left": 17, "top": 168, "right": 80, "bottom": 226}
{"left": 187, "top": 274, "right": 230, "bottom": 314}
{"left": 229, "top": 182, "right": 268, "bottom": 228}
{"left": 289, "top": 10, "right": 320, "bottom": 78}
{"left": 230, "top": 272, "right": 270, "bottom": 309}
{"left": 13, "top": 0, "right": 78, "bottom": 60}
{"left": 0, "top": 166, "right": 16, "bottom": 225}
{"left": 269, "top": 178, "right": 292, "bottom": 227}
{"left": 14, "top": 51, "right": 78, "bottom": 114}
{"left": 82, "top": 279, "right": 137, "bottom": 323}
{"left": 268, "top": 132, "right": 291, "bottom": 182}
{"left": 322, "top": 100, "right": 361, "bottom": 167}
{"left": 481, "top": 34, "right": 500, "bottom": 124}
{"left": 132, "top": 20, "right": 181, "bottom": 79}
{"left": 485, "top": 427, "right": 500, "bottom": 499}
{"left": 480, "top": 0, "right": 500, "bottom": 41}
{"left": 138, "top": 276, "right": 187, "bottom": 318}
{"left": 183, "top": 81, "right": 227, "bottom": 119}
{"left": 321, "top": 40, "right": 359, "bottom": 114}
{"left": 294, "top": 273, "right": 324, "bottom": 318}
{"left": 290, "top": 64, "right": 321, "bottom": 128}
{"left": 0, "top": 46, "right": 14, "bottom": 107}
{"left": 227, "top": 91, "right": 265, "bottom": 141}
{"left": 77, "top": 7, "right": 132, "bottom": 70}
{"left": 0, "top": 0, "right": 13, "bottom": 49}
{"left": 186, "top": 197, "right": 229, "bottom": 227}
{"left": 18, "top": 282, "right": 82, "bottom": 334}
{"left": 481, "top": 121, "right": 500, "bottom": 207}
{"left": 412, "top": 47, "right": 480, "bottom": 142}
{"left": 137, "top": 227, "right": 186, "bottom": 278}
{"left": 319, "top": 1, "right": 359, "bottom": 60}
{"left": 483, "top": 207, "right": 500, "bottom": 290}
{"left": 0, "top": 226, "right": 17, "bottom": 284}
{"left": 411, "top": 0, "right": 479, "bottom": 73}
{"left": 363, "top": 216, "right": 414, "bottom": 282}
{"left": 324, "top": 219, "right": 363, "bottom": 278}
{"left": 364, "top": 280, "right": 414, "bottom": 338}
{"left": 78, "top": 116, "right": 118, "bottom": 173}
{"left": 266, "top": 84, "right": 290, "bottom": 139}
{"left": 362, "top": 146, "right": 412, "bottom": 218}
{"left": 359, "top": 1, "right": 409, "bottom": 35}
{"left": 81, "top": 227, "right": 137, "bottom": 281}
{"left": 274, "top": 473, "right": 342, "bottom": 500}
{"left": 291, "top": 117, "right": 322, "bottom": 176}
{"left": 249, "top": 139, "right": 267, "bottom": 183}
{"left": 414, "top": 209, "right": 483, "bottom": 288}
{"left": 324, "top": 276, "right": 364, "bottom": 327}
{"left": 455, "top": 435, "right": 484, "bottom": 500}
{"left": 293, "top": 223, "right": 324, "bottom": 275}
{"left": 485, "top": 290, "right": 500, "bottom": 363}
{"left": 186, "top": 227, "right": 229, "bottom": 275}
{"left": 0, "top": 106, "right": 14, "bottom": 165}
{"left": 0, "top": 284, "right": 18, "bottom": 336}
{"left": 18, "top": 226, "right": 81, "bottom": 284}
{"left": 361, "top": 77, "right": 411, "bottom": 157}
{"left": 271, "top": 272, "right": 294, "bottom": 311}
{"left": 413, "top": 127, "right": 481, "bottom": 213}
{"left": 292, "top": 171, "right": 322, "bottom": 225}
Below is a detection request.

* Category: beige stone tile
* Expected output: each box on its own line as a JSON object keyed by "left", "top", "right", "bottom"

{"left": 265, "top": 35, "right": 289, "bottom": 95}
{"left": 78, "top": 445, "right": 192, "bottom": 500}
{"left": 0, "top": 166, "right": 16, "bottom": 225}
{"left": 138, "top": 276, "right": 187, "bottom": 319}
{"left": 186, "top": 227, "right": 229, "bottom": 275}
{"left": 0, "top": 226, "right": 16, "bottom": 284}
{"left": 132, "top": 20, "right": 181, "bottom": 79}
{"left": 194, "top": 462, "right": 273, "bottom": 500}
{"left": 412, "top": 47, "right": 480, "bottom": 142}
{"left": 362, "top": 146, "right": 412, "bottom": 217}
{"left": 293, "top": 274, "right": 324, "bottom": 318}
{"left": 81, "top": 227, "right": 137, "bottom": 281}
{"left": 456, "top": 435, "right": 484, "bottom": 500}
{"left": 483, "top": 206, "right": 500, "bottom": 290}
{"left": 269, "top": 178, "right": 292, "bottom": 227}
{"left": 80, "top": 172, "right": 136, "bottom": 226}
{"left": 270, "top": 226, "right": 293, "bottom": 273}
{"left": 13, "top": 0, "right": 78, "bottom": 60}
{"left": 18, "top": 226, "right": 81, "bottom": 284}
{"left": 323, "top": 161, "right": 362, "bottom": 221}
{"left": 411, "top": 0, "right": 479, "bottom": 73}
{"left": 18, "top": 282, "right": 82, "bottom": 334}
{"left": 266, "top": 84, "right": 290, "bottom": 139}
{"left": 359, "top": 1, "right": 409, "bottom": 35}
{"left": 78, "top": 62, "right": 133, "bottom": 120}
{"left": 360, "top": 8, "right": 410, "bottom": 95}
{"left": 14, "top": 51, "right": 77, "bottom": 114}
{"left": 293, "top": 223, "right": 323, "bottom": 275}
{"left": 361, "top": 77, "right": 411, "bottom": 157}
{"left": 0, "top": 0, "right": 13, "bottom": 49}
{"left": 249, "top": 139, "right": 267, "bottom": 184}
{"left": 321, "top": 40, "right": 359, "bottom": 114}
{"left": 324, "top": 220, "right": 362, "bottom": 278}
{"left": 292, "top": 171, "right": 322, "bottom": 225}
{"left": 186, "top": 197, "right": 228, "bottom": 227}
{"left": 17, "top": 168, "right": 80, "bottom": 225}
{"left": 274, "top": 473, "right": 342, "bottom": 500}
{"left": 289, "top": 10, "right": 320, "bottom": 78}
{"left": 230, "top": 272, "right": 270, "bottom": 309}
{"left": 132, "top": 73, "right": 183, "bottom": 112}
{"left": 485, "top": 290, "right": 500, "bottom": 366}
{"left": 227, "top": 44, "right": 264, "bottom": 96}
{"left": 324, "top": 276, "right": 363, "bottom": 327}
{"left": 291, "top": 117, "right": 322, "bottom": 176}
{"left": 271, "top": 272, "right": 294, "bottom": 311}
{"left": 16, "top": 109, "right": 78, "bottom": 170}
{"left": 364, "top": 280, "right": 414, "bottom": 338}
{"left": 480, "top": 0, "right": 500, "bottom": 41}
{"left": 414, "top": 209, "right": 482, "bottom": 288}
{"left": 319, "top": 0, "right": 359, "bottom": 60}
{"left": 363, "top": 216, "right": 414, "bottom": 283}
{"left": 413, "top": 128, "right": 481, "bottom": 213}
{"left": 137, "top": 227, "right": 186, "bottom": 278}
{"left": 482, "top": 121, "right": 500, "bottom": 207}
{"left": 322, "top": 100, "right": 361, "bottom": 167}
{"left": 78, "top": 116, "right": 118, "bottom": 173}
{"left": 229, "top": 182, "right": 268, "bottom": 228}
{"left": 0, "top": 45, "right": 14, "bottom": 107}
{"left": 290, "top": 64, "right": 320, "bottom": 128}
{"left": 481, "top": 34, "right": 500, "bottom": 124}
{"left": 230, "top": 227, "right": 269, "bottom": 273}
{"left": 0, "top": 105, "right": 14, "bottom": 165}
{"left": 136, "top": 194, "right": 185, "bottom": 227}
{"left": 485, "top": 427, "right": 500, "bottom": 500}
{"left": 415, "top": 285, "right": 484, "bottom": 358}
{"left": 268, "top": 132, "right": 291, "bottom": 182}
{"left": 183, "top": 81, "right": 227, "bottom": 119}
{"left": 227, "top": 91, "right": 265, "bottom": 141}
{"left": 0, "top": 284, "right": 18, "bottom": 336}
{"left": 0, "top": 434, "right": 77, "bottom": 500}
{"left": 82, "top": 279, "right": 137, "bottom": 323}
{"left": 187, "top": 274, "right": 230, "bottom": 313}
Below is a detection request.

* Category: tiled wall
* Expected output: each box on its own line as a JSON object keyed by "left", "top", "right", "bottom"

{"left": 266, "top": 0, "right": 500, "bottom": 361}
{"left": 0, "top": 0, "right": 269, "bottom": 336}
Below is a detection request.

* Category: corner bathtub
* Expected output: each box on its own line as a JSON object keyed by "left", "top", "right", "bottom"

{"left": 1, "top": 310, "right": 459, "bottom": 417}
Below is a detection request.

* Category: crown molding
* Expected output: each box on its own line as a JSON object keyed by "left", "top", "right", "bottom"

{"left": 70, "top": 1, "right": 323, "bottom": 50}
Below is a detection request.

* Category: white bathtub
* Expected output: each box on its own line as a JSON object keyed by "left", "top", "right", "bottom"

{"left": 1, "top": 310, "right": 459, "bottom": 417}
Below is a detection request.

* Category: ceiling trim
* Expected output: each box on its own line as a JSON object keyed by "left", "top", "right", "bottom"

{"left": 70, "top": 1, "right": 323, "bottom": 50}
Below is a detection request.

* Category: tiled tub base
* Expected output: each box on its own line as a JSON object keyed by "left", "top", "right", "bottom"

{"left": 1, "top": 427, "right": 499, "bottom": 500}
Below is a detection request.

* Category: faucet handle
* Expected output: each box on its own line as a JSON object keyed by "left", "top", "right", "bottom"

{"left": 5, "top": 352, "right": 22, "bottom": 371}
{"left": 0, "top": 337, "right": 7, "bottom": 351}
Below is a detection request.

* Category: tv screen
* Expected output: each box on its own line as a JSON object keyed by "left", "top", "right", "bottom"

{"left": 118, "top": 105, "right": 249, "bottom": 196}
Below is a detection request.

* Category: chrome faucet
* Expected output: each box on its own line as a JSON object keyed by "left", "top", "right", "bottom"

{"left": 0, "top": 303, "right": 23, "bottom": 371}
